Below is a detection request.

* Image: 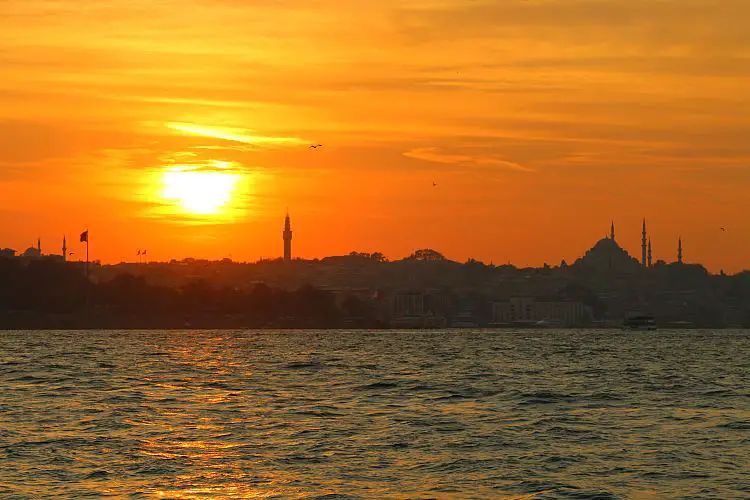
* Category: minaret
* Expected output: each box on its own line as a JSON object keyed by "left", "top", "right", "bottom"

{"left": 62, "top": 236, "right": 67, "bottom": 262}
{"left": 610, "top": 221, "right": 615, "bottom": 242}
{"left": 283, "top": 211, "right": 292, "bottom": 262}
{"left": 37, "top": 237, "right": 41, "bottom": 255}
{"left": 647, "top": 238, "right": 652, "bottom": 268}
{"left": 678, "top": 237, "right": 683, "bottom": 264}
{"left": 641, "top": 219, "right": 647, "bottom": 267}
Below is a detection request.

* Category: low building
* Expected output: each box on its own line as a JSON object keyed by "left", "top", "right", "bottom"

{"left": 394, "top": 292, "right": 425, "bottom": 316}
{"left": 492, "top": 297, "right": 592, "bottom": 327}
{"left": 389, "top": 291, "right": 447, "bottom": 328}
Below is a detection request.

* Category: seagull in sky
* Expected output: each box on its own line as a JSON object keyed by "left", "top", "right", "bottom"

{"left": 432, "top": 181, "right": 437, "bottom": 187}
{"left": 310, "top": 144, "right": 323, "bottom": 149}
{"left": 720, "top": 227, "right": 726, "bottom": 231}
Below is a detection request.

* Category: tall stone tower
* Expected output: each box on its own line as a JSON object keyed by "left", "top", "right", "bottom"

{"left": 647, "top": 238, "right": 652, "bottom": 268}
{"left": 283, "top": 212, "right": 292, "bottom": 262}
{"left": 641, "top": 219, "right": 647, "bottom": 267}
{"left": 678, "top": 237, "right": 683, "bottom": 264}
{"left": 62, "top": 236, "right": 67, "bottom": 262}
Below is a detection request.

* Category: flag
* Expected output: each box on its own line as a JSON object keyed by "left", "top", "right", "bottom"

{"left": 143, "top": 250, "right": 147, "bottom": 255}
{"left": 80, "top": 230, "right": 88, "bottom": 243}
{"left": 137, "top": 250, "right": 141, "bottom": 255}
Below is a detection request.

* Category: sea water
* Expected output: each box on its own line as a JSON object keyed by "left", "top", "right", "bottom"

{"left": 1, "top": 329, "right": 748, "bottom": 498}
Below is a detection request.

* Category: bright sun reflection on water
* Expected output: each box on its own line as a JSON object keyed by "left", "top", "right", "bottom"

{"left": 157, "top": 161, "right": 246, "bottom": 221}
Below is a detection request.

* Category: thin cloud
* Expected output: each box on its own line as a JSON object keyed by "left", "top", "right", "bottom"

{"left": 166, "top": 122, "right": 307, "bottom": 148}
{"left": 404, "top": 147, "right": 535, "bottom": 172}
{"left": 163, "top": 159, "right": 243, "bottom": 174}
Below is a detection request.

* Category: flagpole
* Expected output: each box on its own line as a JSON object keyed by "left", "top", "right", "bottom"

{"left": 82, "top": 228, "right": 90, "bottom": 330}
{"left": 85, "top": 228, "right": 89, "bottom": 280}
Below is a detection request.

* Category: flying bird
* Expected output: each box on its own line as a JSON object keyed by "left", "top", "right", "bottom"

{"left": 720, "top": 227, "right": 726, "bottom": 231}
{"left": 310, "top": 144, "right": 323, "bottom": 149}
{"left": 432, "top": 181, "right": 437, "bottom": 187}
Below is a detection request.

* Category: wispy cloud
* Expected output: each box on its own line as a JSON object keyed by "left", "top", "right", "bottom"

{"left": 166, "top": 122, "right": 307, "bottom": 148}
{"left": 396, "top": 0, "right": 750, "bottom": 53}
{"left": 404, "top": 147, "right": 534, "bottom": 172}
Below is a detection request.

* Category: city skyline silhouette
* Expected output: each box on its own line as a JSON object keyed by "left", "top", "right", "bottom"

{"left": 2, "top": 215, "right": 742, "bottom": 276}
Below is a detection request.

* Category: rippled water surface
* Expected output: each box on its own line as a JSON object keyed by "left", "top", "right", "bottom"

{"left": 1, "top": 329, "right": 749, "bottom": 499}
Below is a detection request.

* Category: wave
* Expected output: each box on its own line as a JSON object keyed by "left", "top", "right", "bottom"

{"left": 539, "top": 491, "right": 622, "bottom": 499}
{"left": 84, "top": 471, "right": 110, "bottom": 480}
{"left": 285, "top": 361, "right": 324, "bottom": 369}
{"left": 358, "top": 381, "right": 399, "bottom": 390}
{"left": 304, "top": 495, "right": 362, "bottom": 500}
{"left": 718, "top": 421, "right": 750, "bottom": 430}
{"left": 519, "top": 391, "right": 577, "bottom": 405}
{"left": 292, "top": 410, "right": 345, "bottom": 417}
{"left": 434, "top": 388, "right": 499, "bottom": 401}
{"left": 505, "top": 482, "right": 621, "bottom": 500}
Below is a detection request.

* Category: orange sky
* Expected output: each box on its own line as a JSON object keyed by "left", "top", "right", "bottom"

{"left": 0, "top": 0, "right": 748, "bottom": 272}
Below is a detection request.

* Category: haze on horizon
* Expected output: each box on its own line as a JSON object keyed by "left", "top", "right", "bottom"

{"left": 1, "top": 0, "right": 748, "bottom": 272}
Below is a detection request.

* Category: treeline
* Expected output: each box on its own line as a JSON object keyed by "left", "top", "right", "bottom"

{"left": 0, "top": 258, "right": 383, "bottom": 329}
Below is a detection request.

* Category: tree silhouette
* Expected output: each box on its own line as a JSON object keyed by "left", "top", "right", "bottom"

{"left": 408, "top": 249, "right": 445, "bottom": 261}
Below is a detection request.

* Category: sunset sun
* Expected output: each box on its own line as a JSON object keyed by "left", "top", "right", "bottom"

{"left": 161, "top": 167, "right": 240, "bottom": 216}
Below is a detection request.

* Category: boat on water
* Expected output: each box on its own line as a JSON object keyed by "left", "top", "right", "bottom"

{"left": 622, "top": 314, "right": 657, "bottom": 331}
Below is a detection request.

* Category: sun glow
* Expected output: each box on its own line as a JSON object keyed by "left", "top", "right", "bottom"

{"left": 161, "top": 166, "right": 240, "bottom": 216}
